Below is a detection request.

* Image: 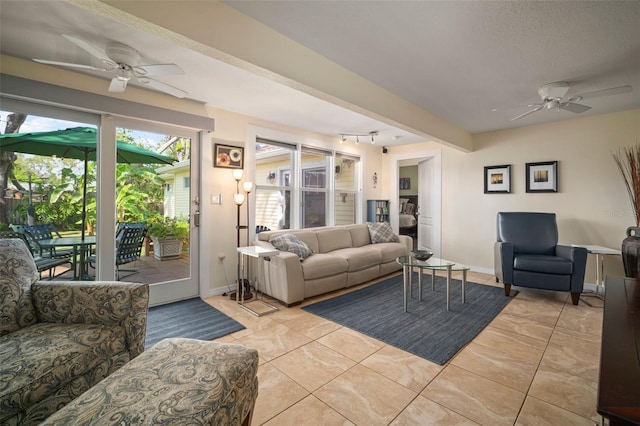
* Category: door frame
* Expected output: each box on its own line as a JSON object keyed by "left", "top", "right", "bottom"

{"left": 104, "top": 116, "right": 201, "bottom": 305}
{"left": 389, "top": 149, "right": 442, "bottom": 256}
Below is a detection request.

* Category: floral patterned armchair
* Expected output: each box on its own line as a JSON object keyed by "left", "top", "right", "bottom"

{"left": 0, "top": 238, "right": 149, "bottom": 425}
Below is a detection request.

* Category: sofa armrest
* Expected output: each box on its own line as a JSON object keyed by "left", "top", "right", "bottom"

{"left": 494, "top": 242, "right": 514, "bottom": 284}
{"left": 556, "top": 245, "right": 588, "bottom": 292}
{"left": 254, "top": 240, "right": 305, "bottom": 305}
{"left": 398, "top": 235, "right": 413, "bottom": 254}
{"left": 32, "top": 281, "right": 149, "bottom": 359}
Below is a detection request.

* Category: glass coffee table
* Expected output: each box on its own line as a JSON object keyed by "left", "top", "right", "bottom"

{"left": 396, "top": 255, "right": 456, "bottom": 311}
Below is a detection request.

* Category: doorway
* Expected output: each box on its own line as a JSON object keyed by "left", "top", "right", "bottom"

{"left": 111, "top": 118, "right": 200, "bottom": 306}
{"left": 390, "top": 149, "right": 442, "bottom": 257}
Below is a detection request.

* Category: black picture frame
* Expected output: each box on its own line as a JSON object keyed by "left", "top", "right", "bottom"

{"left": 213, "top": 143, "right": 244, "bottom": 169}
{"left": 526, "top": 161, "right": 558, "bottom": 193}
{"left": 484, "top": 164, "right": 511, "bottom": 193}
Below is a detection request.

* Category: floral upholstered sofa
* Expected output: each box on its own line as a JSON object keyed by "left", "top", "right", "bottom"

{"left": 0, "top": 238, "right": 149, "bottom": 425}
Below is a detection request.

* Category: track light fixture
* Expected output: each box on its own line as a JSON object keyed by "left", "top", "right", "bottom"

{"left": 339, "top": 131, "right": 379, "bottom": 145}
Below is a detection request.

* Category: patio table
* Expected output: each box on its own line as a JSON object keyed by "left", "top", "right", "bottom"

{"left": 38, "top": 236, "right": 96, "bottom": 280}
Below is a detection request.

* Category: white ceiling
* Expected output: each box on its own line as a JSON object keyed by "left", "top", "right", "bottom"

{"left": 1, "top": 1, "right": 639, "bottom": 147}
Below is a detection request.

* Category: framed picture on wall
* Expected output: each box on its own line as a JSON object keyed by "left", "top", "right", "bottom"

{"left": 484, "top": 164, "right": 511, "bottom": 193}
{"left": 526, "top": 161, "right": 558, "bottom": 193}
{"left": 213, "top": 143, "right": 244, "bottom": 169}
{"left": 399, "top": 177, "right": 411, "bottom": 190}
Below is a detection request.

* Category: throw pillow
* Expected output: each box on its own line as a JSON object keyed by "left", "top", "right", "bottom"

{"left": 367, "top": 222, "right": 399, "bottom": 244}
{"left": 270, "top": 234, "right": 314, "bottom": 260}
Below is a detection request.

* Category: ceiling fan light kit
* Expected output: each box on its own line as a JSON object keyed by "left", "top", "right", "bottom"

{"left": 511, "top": 81, "right": 632, "bottom": 121}
{"left": 33, "top": 35, "right": 188, "bottom": 98}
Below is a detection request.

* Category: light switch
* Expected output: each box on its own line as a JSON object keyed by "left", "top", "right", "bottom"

{"left": 210, "top": 193, "right": 222, "bottom": 204}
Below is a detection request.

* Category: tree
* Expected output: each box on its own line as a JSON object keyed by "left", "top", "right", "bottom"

{"left": 0, "top": 113, "right": 26, "bottom": 224}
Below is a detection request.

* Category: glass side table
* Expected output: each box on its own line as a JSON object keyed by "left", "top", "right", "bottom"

{"left": 571, "top": 244, "right": 622, "bottom": 306}
{"left": 396, "top": 256, "right": 455, "bottom": 311}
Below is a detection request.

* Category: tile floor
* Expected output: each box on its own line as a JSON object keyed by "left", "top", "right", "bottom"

{"left": 205, "top": 271, "right": 603, "bottom": 426}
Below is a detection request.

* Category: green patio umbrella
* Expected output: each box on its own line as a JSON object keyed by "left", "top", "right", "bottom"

{"left": 0, "top": 126, "right": 176, "bottom": 239}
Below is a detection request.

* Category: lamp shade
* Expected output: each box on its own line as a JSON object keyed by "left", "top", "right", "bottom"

{"left": 242, "top": 181, "right": 254, "bottom": 193}
{"left": 233, "top": 193, "right": 245, "bottom": 206}
{"left": 232, "top": 169, "right": 243, "bottom": 181}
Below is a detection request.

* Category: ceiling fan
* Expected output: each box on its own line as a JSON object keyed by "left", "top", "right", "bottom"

{"left": 33, "top": 34, "right": 188, "bottom": 98}
{"left": 511, "top": 82, "right": 632, "bottom": 121}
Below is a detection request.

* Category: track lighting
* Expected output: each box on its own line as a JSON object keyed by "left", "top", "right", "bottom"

{"left": 338, "top": 131, "right": 379, "bottom": 145}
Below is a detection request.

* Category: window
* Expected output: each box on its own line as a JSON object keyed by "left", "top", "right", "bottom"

{"left": 183, "top": 176, "right": 190, "bottom": 188}
{"left": 334, "top": 153, "right": 359, "bottom": 225}
{"left": 301, "top": 147, "right": 330, "bottom": 228}
{"left": 255, "top": 139, "right": 295, "bottom": 230}
{"left": 255, "top": 138, "right": 360, "bottom": 230}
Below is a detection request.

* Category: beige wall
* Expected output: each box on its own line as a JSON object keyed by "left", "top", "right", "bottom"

{"left": 392, "top": 109, "right": 640, "bottom": 282}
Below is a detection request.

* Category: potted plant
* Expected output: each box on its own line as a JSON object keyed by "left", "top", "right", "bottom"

{"left": 147, "top": 217, "right": 189, "bottom": 260}
{"left": 613, "top": 144, "right": 640, "bottom": 277}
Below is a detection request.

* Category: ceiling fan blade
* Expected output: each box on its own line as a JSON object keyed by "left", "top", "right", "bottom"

{"left": 137, "top": 63, "right": 185, "bottom": 76}
{"left": 511, "top": 105, "right": 544, "bottom": 121}
{"left": 33, "top": 58, "right": 108, "bottom": 71}
{"left": 108, "top": 77, "right": 128, "bottom": 93}
{"left": 63, "top": 34, "right": 112, "bottom": 63}
{"left": 572, "top": 85, "right": 632, "bottom": 100}
{"left": 138, "top": 77, "right": 187, "bottom": 98}
{"left": 560, "top": 102, "right": 591, "bottom": 114}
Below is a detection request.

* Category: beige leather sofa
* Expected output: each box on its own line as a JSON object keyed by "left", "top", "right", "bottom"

{"left": 255, "top": 224, "right": 411, "bottom": 305}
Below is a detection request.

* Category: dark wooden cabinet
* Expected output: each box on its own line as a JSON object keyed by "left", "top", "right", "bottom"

{"left": 598, "top": 276, "right": 640, "bottom": 425}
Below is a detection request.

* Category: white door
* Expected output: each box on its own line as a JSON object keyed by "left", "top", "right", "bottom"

{"left": 418, "top": 158, "right": 435, "bottom": 253}
{"left": 111, "top": 119, "right": 200, "bottom": 306}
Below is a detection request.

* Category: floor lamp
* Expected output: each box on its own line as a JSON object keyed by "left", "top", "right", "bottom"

{"left": 232, "top": 169, "right": 254, "bottom": 299}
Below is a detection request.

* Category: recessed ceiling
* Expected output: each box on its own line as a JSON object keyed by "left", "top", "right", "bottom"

{"left": 1, "top": 0, "right": 639, "bottom": 147}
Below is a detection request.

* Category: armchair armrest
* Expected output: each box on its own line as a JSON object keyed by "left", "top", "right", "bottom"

{"left": 494, "top": 242, "right": 514, "bottom": 284}
{"left": 556, "top": 245, "right": 588, "bottom": 292}
{"left": 32, "top": 281, "right": 149, "bottom": 359}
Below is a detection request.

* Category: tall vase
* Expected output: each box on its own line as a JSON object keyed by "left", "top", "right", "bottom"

{"left": 622, "top": 226, "right": 640, "bottom": 278}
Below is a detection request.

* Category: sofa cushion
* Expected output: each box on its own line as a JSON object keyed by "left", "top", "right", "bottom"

{"left": 316, "top": 228, "right": 353, "bottom": 253}
{"left": 514, "top": 254, "right": 573, "bottom": 275}
{"left": 0, "top": 322, "right": 127, "bottom": 415}
{"left": 371, "top": 242, "right": 409, "bottom": 263}
{"left": 0, "top": 278, "right": 37, "bottom": 337}
{"left": 270, "top": 233, "right": 314, "bottom": 260}
{"left": 367, "top": 222, "right": 399, "bottom": 244}
{"left": 347, "top": 224, "right": 372, "bottom": 248}
{"left": 0, "top": 239, "right": 39, "bottom": 287}
{"left": 301, "top": 253, "right": 349, "bottom": 280}
{"left": 332, "top": 247, "right": 382, "bottom": 272}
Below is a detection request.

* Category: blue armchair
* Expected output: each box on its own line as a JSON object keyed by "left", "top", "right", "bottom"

{"left": 494, "top": 212, "right": 587, "bottom": 305}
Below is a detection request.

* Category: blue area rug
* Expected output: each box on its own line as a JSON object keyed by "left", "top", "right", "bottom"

{"left": 303, "top": 273, "right": 515, "bottom": 365}
{"left": 145, "top": 298, "right": 245, "bottom": 349}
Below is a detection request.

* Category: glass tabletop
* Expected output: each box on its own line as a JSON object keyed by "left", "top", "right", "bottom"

{"left": 396, "top": 255, "right": 455, "bottom": 268}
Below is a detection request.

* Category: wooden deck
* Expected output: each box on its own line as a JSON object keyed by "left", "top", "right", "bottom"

{"left": 50, "top": 252, "right": 190, "bottom": 284}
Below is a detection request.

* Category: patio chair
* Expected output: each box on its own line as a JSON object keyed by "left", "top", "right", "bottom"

{"left": 24, "top": 224, "right": 74, "bottom": 259}
{"left": 89, "top": 224, "right": 148, "bottom": 280}
{"left": 0, "top": 231, "right": 71, "bottom": 279}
